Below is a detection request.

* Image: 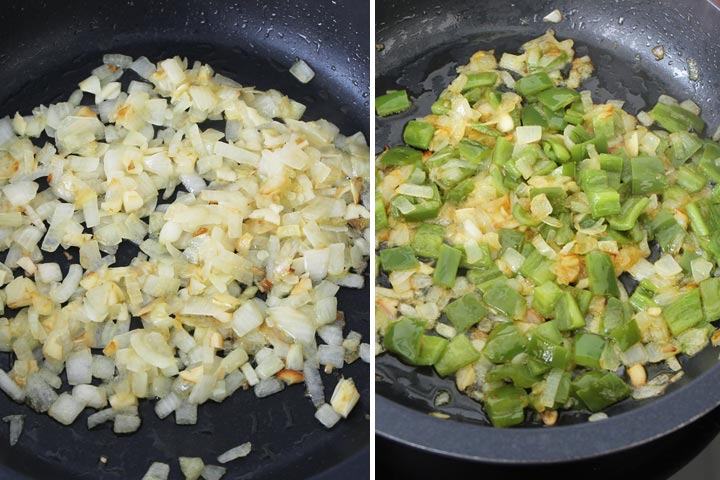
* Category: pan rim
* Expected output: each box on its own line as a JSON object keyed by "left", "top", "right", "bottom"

{"left": 376, "top": 359, "right": 720, "bottom": 463}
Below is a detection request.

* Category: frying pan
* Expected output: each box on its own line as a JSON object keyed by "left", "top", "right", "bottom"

{"left": 0, "top": 0, "right": 369, "bottom": 478}
{"left": 375, "top": 0, "right": 720, "bottom": 477}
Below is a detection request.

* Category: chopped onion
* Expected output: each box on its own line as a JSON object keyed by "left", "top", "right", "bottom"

{"left": 2, "top": 415, "right": 24, "bottom": 446}
{"left": 217, "top": 442, "right": 252, "bottom": 464}
{"left": 254, "top": 378, "right": 285, "bottom": 398}
{"left": 543, "top": 9, "right": 563, "bottom": 23}
{"left": 200, "top": 465, "right": 227, "bottom": 480}
{"left": 330, "top": 377, "right": 360, "bottom": 418}
{"left": 48, "top": 393, "right": 85, "bottom": 426}
{"left": 515, "top": 125, "right": 542, "bottom": 144}
{"left": 0, "top": 369, "right": 25, "bottom": 403}
{"left": 315, "top": 403, "right": 341, "bottom": 429}
{"left": 179, "top": 457, "right": 205, "bottom": 480}
{"left": 142, "top": 462, "right": 170, "bottom": 480}
{"left": 289, "top": 59, "right": 315, "bottom": 84}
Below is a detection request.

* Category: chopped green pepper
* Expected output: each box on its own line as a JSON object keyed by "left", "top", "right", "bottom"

{"left": 573, "top": 371, "right": 631, "bottom": 412}
{"left": 376, "top": 90, "right": 411, "bottom": 117}
{"left": 586, "top": 252, "right": 620, "bottom": 298}
{"left": 411, "top": 223, "right": 445, "bottom": 259}
{"left": 484, "top": 385, "right": 529, "bottom": 427}
{"left": 649, "top": 101, "right": 705, "bottom": 134}
{"left": 610, "top": 318, "right": 641, "bottom": 351}
{"left": 536, "top": 87, "right": 581, "bottom": 111}
{"left": 555, "top": 292, "right": 586, "bottom": 331}
{"left": 433, "top": 244, "right": 462, "bottom": 287}
{"left": 574, "top": 332, "right": 607, "bottom": 369}
{"left": 514, "top": 72, "right": 554, "bottom": 97}
{"left": 416, "top": 335, "right": 449, "bottom": 365}
{"left": 434, "top": 334, "right": 481, "bottom": 376}
{"left": 483, "top": 322, "right": 527, "bottom": 363}
{"left": 485, "top": 284, "right": 527, "bottom": 320}
{"left": 403, "top": 120, "right": 435, "bottom": 150}
{"left": 379, "top": 245, "right": 419, "bottom": 271}
{"left": 664, "top": 289, "right": 704, "bottom": 336}
{"left": 445, "top": 293, "right": 487, "bottom": 332}
{"left": 384, "top": 317, "right": 424, "bottom": 364}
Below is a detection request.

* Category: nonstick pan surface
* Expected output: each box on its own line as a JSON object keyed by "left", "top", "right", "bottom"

{"left": 0, "top": 0, "right": 370, "bottom": 478}
{"left": 376, "top": 0, "right": 720, "bottom": 467}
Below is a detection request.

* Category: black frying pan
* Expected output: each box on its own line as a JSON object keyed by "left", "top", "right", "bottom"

{"left": 376, "top": 0, "right": 720, "bottom": 477}
{"left": 0, "top": 1, "right": 369, "bottom": 478}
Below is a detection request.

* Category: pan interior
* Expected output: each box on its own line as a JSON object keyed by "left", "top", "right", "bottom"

{"left": 0, "top": 1, "right": 370, "bottom": 475}
{"left": 376, "top": 0, "right": 720, "bottom": 430}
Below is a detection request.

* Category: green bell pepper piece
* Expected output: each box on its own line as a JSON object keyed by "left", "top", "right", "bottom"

{"left": 445, "top": 293, "right": 488, "bottom": 333}
{"left": 483, "top": 322, "right": 527, "bottom": 364}
{"left": 434, "top": 334, "right": 481, "bottom": 376}
{"left": 433, "top": 244, "right": 462, "bottom": 288}
{"left": 379, "top": 245, "right": 419, "bottom": 271}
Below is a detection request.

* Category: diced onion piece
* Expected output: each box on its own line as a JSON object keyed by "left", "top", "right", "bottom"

{"left": 315, "top": 403, "right": 341, "bottom": 429}
{"left": 2, "top": 415, "right": 24, "bottom": 446}
{"left": 543, "top": 9, "right": 563, "bottom": 23}
{"left": 330, "top": 377, "right": 360, "bottom": 418}
{"left": 179, "top": 457, "right": 205, "bottom": 480}
{"left": 289, "top": 59, "right": 315, "bottom": 84}
{"left": 654, "top": 254, "right": 682, "bottom": 278}
{"left": 200, "top": 465, "right": 227, "bottom": 480}
{"left": 48, "top": 393, "right": 85, "bottom": 425}
{"left": 142, "top": 462, "right": 170, "bottom": 480}
{"left": 0, "top": 369, "right": 25, "bottom": 403}
{"left": 515, "top": 125, "right": 542, "bottom": 144}
{"left": 691, "top": 258, "right": 713, "bottom": 283}
{"left": 217, "top": 442, "right": 252, "bottom": 464}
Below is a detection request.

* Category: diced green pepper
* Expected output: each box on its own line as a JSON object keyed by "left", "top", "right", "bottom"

{"left": 608, "top": 197, "right": 650, "bottom": 231}
{"left": 431, "top": 98, "right": 450, "bottom": 115}
{"left": 610, "top": 318, "right": 641, "bottom": 351}
{"left": 649, "top": 101, "right": 705, "bottom": 134}
{"left": 463, "top": 72, "right": 498, "bottom": 90}
{"left": 514, "top": 72, "right": 554, "bottom": 97}
{"left": 411, "top": 223, "right": 445, "bottom": 259}
{"left": 520, "top": 249, "right": 556, "bottom": 285}
{"left": 484, "top": 385, "right": 528, "bottom": 427}
{"left": 700, "top": 277, "right": 720, "bottom": 322}
{"left": 376, "top": 90, "right": 411, "bottom": 117}
{"left": 378, "top": 146, "right": 422, "bottom": 167}
{"left": 416, "top": 335, "right": 449, "bottom": 365}
{"left": 483, "top": 322, "right": 527, "bottom": 363}
{"left": 527, "top": 334, "right": 571, "bottom": 370}
{"left": 445, "top": 178, "right": 475, "bottom": 203}
{"left": 434, "top": 334, "right": 481, "bottom": 376}
{"left": 602, "top": 297, "right": 627, "bottom": 333}
{"left": 586, "top": 252, "right": 620, "bottom": 298}
{"left": 433, "top": 244, "right": 462, "bottom": 288}
{"left": 390, "top": 184, "right": 442, "bottom": 222}
{"left": 383, "top": 317, "right": 424, "bottom": 364}
{"left": 379, "top": 245, "right": 419, "bottom": 271}
{"left": 650, "top": 210, "right": 686, "bottom": 254}
{"left": 486, "top": 363, "right": 539, "bottom": 388}
{"left": 574, "top": 332, "right": 607, "bottom": 369}
{"left": 375, "top": 190, "right": 388, "bottom": 231}
{"left": 532, "top": 281, "right": 564, "bottom": 318}
{"left": 664, "top": 289, "right": 704, "bottom": 336}
{"left": 445, "top": 293, "right": 487, "bottom": 333}
{"left": 536, "top": 87, "right": 581, "bottom": 111}
{"left": 555, "top": 292, "right": 586, "bottom": 331}
{"left": 587, "top": 190, "right": 621, "bottom": 218}
{"left": 667, "top": 131, "right": 704, "bottom": 167}
{"left": 403, "top": 120, "right": 435, "bottom": 150}
{"left": 573, "top": 371, "right": 631, "bottom": 412}
{"left": 631, "top": 156, "right": 668, "bottom": 195}
{"left": 484, "top": 284, "right": 527, "bottom": 320}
